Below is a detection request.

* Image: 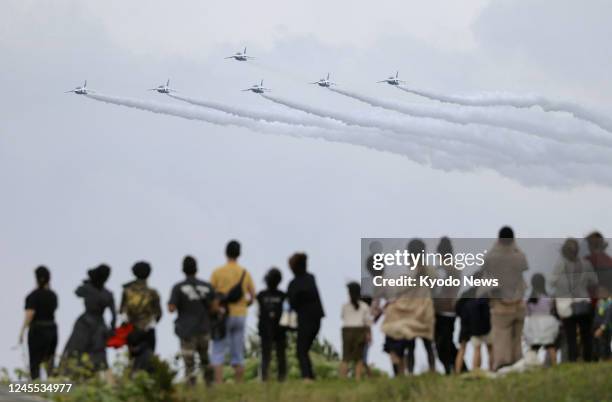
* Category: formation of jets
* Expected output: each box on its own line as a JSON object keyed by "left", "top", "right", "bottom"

{"left": 66, "top": 47, "right": 407, "bottom": 96}
{"left": 148, "top": 79, "right": 175, "bottom": 94}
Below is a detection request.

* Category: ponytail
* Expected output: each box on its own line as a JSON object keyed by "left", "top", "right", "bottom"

{"left": 347, "top": 282, "right": 361, "bottom": 310}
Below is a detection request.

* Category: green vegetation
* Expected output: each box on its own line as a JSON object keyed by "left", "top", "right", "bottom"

{"left": 45, "top": 362, "right": 612, "bottom": 402}
{"left": 2, "top": 337, "right": 610, "bottom": 402}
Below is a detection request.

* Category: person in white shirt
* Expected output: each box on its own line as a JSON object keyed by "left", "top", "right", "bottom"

{"left": 340, "top": 282, "right": 372, "bottom": 380}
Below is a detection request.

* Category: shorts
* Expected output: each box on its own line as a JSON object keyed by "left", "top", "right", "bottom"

{"left": 383, "top": 336, "right": 411, "bottom": 357}
{"left": 342, "top": 327, "right": 367, "bottom": 362}
{"left": 211, "top": 315, "right": 246, "bottom": 366}
{"left": 470, "top": 333, "right": 492, "bottom": 347}
{"left": 458, "top": 320, "right": 471, "bottom": 343}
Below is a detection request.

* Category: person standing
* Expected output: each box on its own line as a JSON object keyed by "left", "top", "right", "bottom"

{"left": 256, "top": 268, "right": 287, "bottom": 381}
{"left": 479, "top": 227, "right": 528, "bottom": 371}
{"left": 19, "top": 266, "right": 58, "bottom": 380}
{"left": 381, "top": 239, "right": 437, "bottom": 375}
{"left": 523, "top": 274, "right": 559, "bottom": 366}
{"left": 61, "top": 264, "right": 116, "bottom": 373}
{"left": 168, "top": 256, "right": 216, "bottom": 385}
{"left": 432, "top": 237, "right": 461, "bottom": 374}
{"left": 339, "top": 282, "right": 371, "bottom": 380}
{"left": 287, "top": 252, "right": 325, "bottom": 380}
{"left": 120, "top": 261, "right": 162, "bottom": 352}
{"left": 210, "top": 240, "right": 255, "bottom": 384}
{"left": 551, "top": 238, "right": 598, "bottom": 362}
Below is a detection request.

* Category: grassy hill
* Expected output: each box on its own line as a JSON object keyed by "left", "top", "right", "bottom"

{"left": 47, "top": 362, "right": 612, "bottom": 402}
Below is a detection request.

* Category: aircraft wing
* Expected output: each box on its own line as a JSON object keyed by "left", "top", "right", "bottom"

{"left": 64, "top": 90, "right": 75, "bottom": 93}
{"left": 224, "top": 56, "right": 234, "bottom": 59}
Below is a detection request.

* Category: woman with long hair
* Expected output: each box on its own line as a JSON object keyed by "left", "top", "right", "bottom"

{"left": 61, "top": 264, "right": 116, "bottom": 373}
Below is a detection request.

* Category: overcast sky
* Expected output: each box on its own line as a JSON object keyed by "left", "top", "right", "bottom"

{"left": 2, "top": 0, "right": 612, "bottom": 374}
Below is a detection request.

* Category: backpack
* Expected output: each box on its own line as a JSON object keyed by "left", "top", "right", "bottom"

{"left": 224, "top": 270, "right": 247, "bottom": 304}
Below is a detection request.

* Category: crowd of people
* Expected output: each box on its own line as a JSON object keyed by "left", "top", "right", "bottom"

{"left": 18, "top": 229, "right": 612, "bottom": 385}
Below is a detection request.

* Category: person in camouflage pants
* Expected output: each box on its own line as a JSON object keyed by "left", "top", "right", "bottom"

{"left": 168, "top": 256, "right": 216, "bottom": 385}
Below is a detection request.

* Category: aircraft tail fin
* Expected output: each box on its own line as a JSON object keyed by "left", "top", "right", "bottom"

{"left": 244, "top": 47, "right": 247, "bottom": 54}
{"left": 84, "top": 80, "right": 87, "bottom": 87}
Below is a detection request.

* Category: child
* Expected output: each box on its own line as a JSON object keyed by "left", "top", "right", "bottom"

{"left": 468, "top": 296, "right": 493, "bottom": 370}
{"left": 593, "top": 286, "right": 611, "bottom": 360}
{"left": 340, "top": 282, "right": 372, "bottom": 380}
{"left": 454, "top": 287, "right": 476, "bottom": 373}
{"left": 256, "top": 268, "right": 287, "bottom": 381}
{"left": 523, "top": 273, "right": 559, "bottom": 366}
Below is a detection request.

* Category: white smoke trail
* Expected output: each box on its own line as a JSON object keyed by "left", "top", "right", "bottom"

{"left": 85, "top": 92, "right": 433, "bottom": 166}
{"left": 330, "top": 87, "right": 612, "bottom": 149}
{"left": 262, "top": 93, "right": 612, "bottom": 167}
{"left": 167, "top": 93, "right": 339, "bottom": 129}
{"left": 85, "top": 93, "right": 612, "bottom": 187}
{"left": 260, "top": 93, "right": 510, "bottom": 165}
{"left": 397, "top": 86, "right": 612, "bottom": 134}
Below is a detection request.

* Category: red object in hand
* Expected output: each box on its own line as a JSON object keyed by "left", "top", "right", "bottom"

{"left": 106, "top": 323, "right": 134, "bottom": 348}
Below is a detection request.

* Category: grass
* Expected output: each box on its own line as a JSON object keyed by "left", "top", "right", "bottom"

{"left": 175, "top": 362, "right": 612, "bottom": 402}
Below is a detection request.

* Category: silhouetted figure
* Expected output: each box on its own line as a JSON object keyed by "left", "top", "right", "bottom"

{"left": 120, "top": 261, "right": 162, "bottom": 372}
{"left": 256, "top": 268, "right": 287, "bottom": 381}
{"left": 168, "top": 256, "right": 215, "bottom": 385}
{"left": 551, "top": 238, "right": 597, "bottom": 362}
{"left": 121, "top": 262, "right": 162, "bottom": 348}
{"left": 287, "top": 252, "right": 325, "bottom": 380}
{"left": 19, "top": 266, "right": 58, "bottom": 380}
{"left": 61, "top": 264, "right": 116, "bottom": 372}
{"left": 432, "top": 237, "right": 461, "bottom": 374}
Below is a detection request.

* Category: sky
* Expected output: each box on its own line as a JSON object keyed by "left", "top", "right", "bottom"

{"left": 2, "top": 0, "right": 612, "bottom": 375}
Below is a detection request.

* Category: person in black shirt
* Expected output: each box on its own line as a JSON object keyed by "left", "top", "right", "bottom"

{"left": 61, "top": 264, "right": 116, "bottom": 373}
{"left": 256, "top": 267, "right": 287, "bottom": 381}
{"left": 19, "top": 266, "right": 58, "bottom": 380}
{"left": 287, "top": 252, "right": 325, "bottom": 380}
{"left": 168, "top": 256, "right": 216, "bottom": 385}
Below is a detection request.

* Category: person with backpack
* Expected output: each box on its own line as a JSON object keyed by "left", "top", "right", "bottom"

{"left": 168, "top": 256, "right": 216, "bottom": 385}
{"left": 256, "top": 267, "right": 287, "bottom": 381}
{"left": 210, "top": 240, "right": 255, "bottom": 384}
{"left": 120, "top": 261, "right": 162, "bottom": 352}
{"left": 19, "top": 266, "right": 58, "bottom": 380}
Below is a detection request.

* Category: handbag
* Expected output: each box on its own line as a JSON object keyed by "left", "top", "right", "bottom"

{"left": 571, "top": 300, "right": 592, "bottom": 317}
{"left": 224, "top": 270, "right": 247, "bottom": 303}
{"left": 555, "top": 298, "right": 573, "bottom": 319}
{"left": 279, "top": 302, "right": 297, "bottom": 330}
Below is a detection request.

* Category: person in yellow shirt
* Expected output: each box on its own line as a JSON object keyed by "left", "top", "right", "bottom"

{"left": 210, "top": 240, "right": 255, "bottom": 383}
